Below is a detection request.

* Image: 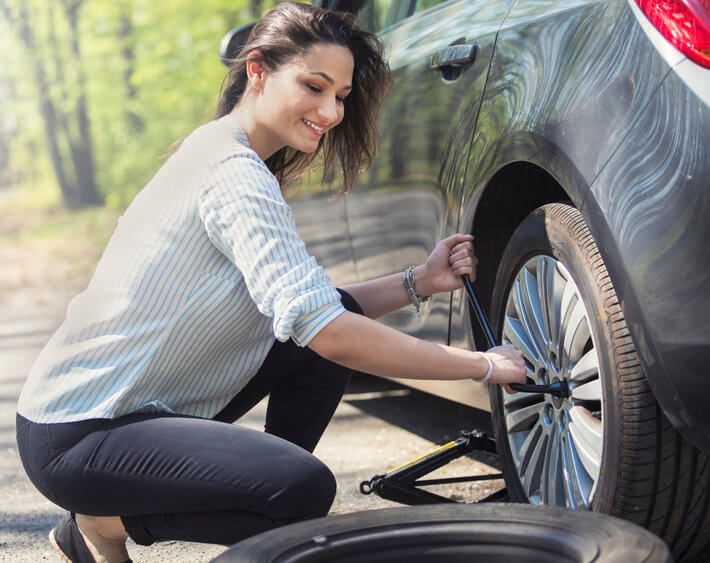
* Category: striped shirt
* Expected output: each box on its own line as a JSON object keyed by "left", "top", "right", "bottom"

{"left": 17, "top": 114, "right": 346, "bottom": 423}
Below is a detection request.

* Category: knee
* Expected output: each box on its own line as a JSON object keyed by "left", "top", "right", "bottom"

{"left": 272, "top": 456, "right": 336, "bottom": 523}
{"left": 302, "top": 461, "right": 337, "bottom": 519}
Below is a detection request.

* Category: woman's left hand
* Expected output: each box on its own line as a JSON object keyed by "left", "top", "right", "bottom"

{"left": 421, "top": 234, "right": 478, "bottom": 295}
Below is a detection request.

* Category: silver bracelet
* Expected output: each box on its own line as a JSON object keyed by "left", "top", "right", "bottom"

{"left": 481, "top": 354, "right": 494, "bottom": 384}
{"left": 403, "top": 266, "right": 429, "bottom": 318}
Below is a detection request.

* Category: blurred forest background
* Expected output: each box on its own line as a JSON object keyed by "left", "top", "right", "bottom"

{"left": 0, "top": 0, "right": 283, "bottom": 309}
{"left": 0, "top": 0, "right": 281, "bottom": 210}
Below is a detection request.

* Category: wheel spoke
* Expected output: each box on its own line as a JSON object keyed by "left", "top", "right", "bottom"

{"left": 515, "top": 421, "right": 541, "bottom": 469}
{"left": 521, "top": 432, "right": 548, "bottom": 501}
{"left": 504, "top": 391, "right": 545, "bottom": 408}
{"left": 559, "top": 298, "right": 590, "bottom": 375}
{"left": 572, "top": 377, "right": 602, "bottom": 401}
{"left": 569, "top": 407, "right": 602, "bottom": 481}
{"left": 557, "top": 281, "right": 577, "bottom": 365}
{"left": 503, "top": 316, "right": 539, "bottom": 366}
{"left": 541, "top": 427, "right": 563, "bottom": 506}
{"left": 515, "top": 422, "right": 545, "bottom": 495}
{"left": 512, "top": 279, "right": 545, "bottom": 362}
{"left": 506, "top": 400, "right": 545, "bottom": 433}
{"left": 522, "top": 267, "right": 550, "bottom": 358}
{"left": 536, "top": 257, "right": 551, "bottom": 344}
{"left": 546, "top": 261, "right": 567, "bottom": 347}
{"left": 570, "top": 348, "right": 599, "bottom": 383}
{"left": 561, "top": 432, "right": 588, "bottom": 510}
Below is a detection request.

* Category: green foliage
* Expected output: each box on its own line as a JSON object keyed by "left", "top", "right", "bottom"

{"left": 1, "top": 0, "right": 283, "bottom": 210}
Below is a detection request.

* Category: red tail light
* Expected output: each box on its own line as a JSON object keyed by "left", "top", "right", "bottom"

{"left": 635, "top": 0, "right": 710, "bottom": 68}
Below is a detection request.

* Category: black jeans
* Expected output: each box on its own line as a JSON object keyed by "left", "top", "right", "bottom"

{"left": 16, "top": 289, "right": 362, "bottom": 546}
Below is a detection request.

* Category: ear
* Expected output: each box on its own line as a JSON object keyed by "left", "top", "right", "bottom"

{"left": 245, "top": 50, "right": 267, "bottom": 93}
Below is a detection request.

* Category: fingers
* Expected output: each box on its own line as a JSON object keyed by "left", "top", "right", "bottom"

{"left": 449, "top": 241, "right": 476, "bottom": 258}
{"left": 450, "top": 256, "right": 479, "bottom": 270}
{"left": 484, "top": 344, "right": 527, "bottom": 386}
{"left": 443, "top": 233, "right": 474, "bottom": 249}
{"left": 508, "top": 345, "right": 527, "bottom": 380}
{"left": 449, "top": 251, "right": 478, "bottom": 265}
{"left": 449, "top": 240, "right": 478, "bottom": 278}
{"left": 453, "top": 267, "right": 476, "bottom": 280}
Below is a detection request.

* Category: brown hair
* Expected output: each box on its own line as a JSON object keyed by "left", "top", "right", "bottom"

{"left": 216, "top": 2, "right": 390, "bottom": 193}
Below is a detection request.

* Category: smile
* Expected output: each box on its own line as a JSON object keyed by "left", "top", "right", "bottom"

{"left": 302, "top": 119, "right": 325, "bottom": 136}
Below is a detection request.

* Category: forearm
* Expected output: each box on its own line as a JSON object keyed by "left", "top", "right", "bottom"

{"left": 308, "top": 311, "right": 489, "bottom": 381}
{"left": 341, "top": 265, "right": 432, "bottom": 319}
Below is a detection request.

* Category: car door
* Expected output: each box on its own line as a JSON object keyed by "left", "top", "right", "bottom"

{"left": 345, "top": 0, "right": 514, "bottom": 352}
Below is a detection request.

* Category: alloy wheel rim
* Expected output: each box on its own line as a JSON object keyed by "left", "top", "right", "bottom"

{"left": 501, "top": 256, "right": 603, "bottom": 510}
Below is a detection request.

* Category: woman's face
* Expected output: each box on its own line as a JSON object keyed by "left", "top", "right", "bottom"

{"left": 253, "top": 43, "right": 355, "bottom": 155}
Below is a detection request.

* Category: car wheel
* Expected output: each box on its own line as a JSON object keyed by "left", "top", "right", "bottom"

{"left": 489, "top": 202, "right": 710, "bottom": 561}
{"left": 214, "top": 504, "right": 670, "bottom": 562}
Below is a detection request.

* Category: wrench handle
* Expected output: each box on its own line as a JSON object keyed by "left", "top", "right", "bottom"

{"left": 462, "top": 275, "right": 498, "bottom": 348}
{"left": 463, "top": 274, "right": 531, "bottom": 394}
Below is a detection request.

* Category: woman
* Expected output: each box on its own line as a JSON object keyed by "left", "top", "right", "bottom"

{"left": 16, "top": 3, "right": 526, "bottom": 562}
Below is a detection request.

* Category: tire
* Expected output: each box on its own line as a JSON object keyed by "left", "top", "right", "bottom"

{"left": 214, "top": 504, "right": 670, "bottom": 562}
{"left": 489, "top": 203, "right": 710, "bottom": 561}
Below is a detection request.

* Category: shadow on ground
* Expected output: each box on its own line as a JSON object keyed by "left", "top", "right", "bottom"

{"left": 343, "top": 374, "right": 500, "bottom": 469}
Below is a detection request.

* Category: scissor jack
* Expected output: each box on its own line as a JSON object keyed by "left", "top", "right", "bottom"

{"left": 361, "top": 276, "right": 570, "bottom": 506}
{"left": 360, "top": 428, "right": 508, "bottom": 505}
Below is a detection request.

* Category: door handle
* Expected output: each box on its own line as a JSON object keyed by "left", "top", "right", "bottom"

{"left": 430, "top": 44, "right": 478, "bottom": 71}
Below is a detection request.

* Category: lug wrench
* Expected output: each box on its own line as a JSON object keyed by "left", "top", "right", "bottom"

{"left": 462, "top": 275, "right": 568, "bottom": 399}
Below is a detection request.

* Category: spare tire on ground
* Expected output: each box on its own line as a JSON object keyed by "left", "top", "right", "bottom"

{"left": 213, "top": 503, "right": 671, "bottom": 562}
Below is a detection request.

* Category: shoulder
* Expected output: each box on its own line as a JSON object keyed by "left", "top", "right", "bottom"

{"left": 180, "top": 115, "right": 267, "bottom": 175}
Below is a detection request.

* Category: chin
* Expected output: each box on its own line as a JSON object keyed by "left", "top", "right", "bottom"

{"left": 287, "top": 130, "right": 323, "bottom": 154}
{"left": 290, "top": 139, "right": 320, "bottom": 154}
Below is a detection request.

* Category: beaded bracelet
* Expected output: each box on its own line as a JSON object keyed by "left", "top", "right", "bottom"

{"left": 403, "top": 266, "right": 430, "bottom": 317}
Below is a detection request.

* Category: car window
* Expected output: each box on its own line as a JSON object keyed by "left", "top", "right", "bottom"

{"left": 357, "top": 0, "right": 415, "bottom": 33}
{"left": 413, "top": 0, "right": 449, "bottom": 14}
{"left": 354, "top": 0, "right": 386, "bottom": 32}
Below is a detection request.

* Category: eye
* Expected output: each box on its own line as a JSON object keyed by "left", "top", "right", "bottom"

{"left": 307, "top": 83, "right": 346, "bottom": 103}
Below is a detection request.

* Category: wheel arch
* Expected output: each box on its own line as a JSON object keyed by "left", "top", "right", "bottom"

{"left": 464, "top": 157, "right": 705, "bottom": 452}
{"left": 465, "top": 161, "right": 571, "bottom": 347}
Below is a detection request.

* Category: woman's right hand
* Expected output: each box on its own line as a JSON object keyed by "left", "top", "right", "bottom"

{"left": 483, "top": 345, "right": 528, "bottom": 393}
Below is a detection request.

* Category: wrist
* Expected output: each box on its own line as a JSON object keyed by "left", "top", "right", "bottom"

{"left": 474, "top": 352, "right": 494, "bottom": 382}
{"left": 414, "top": 264, "right": 434, "bottom": 298}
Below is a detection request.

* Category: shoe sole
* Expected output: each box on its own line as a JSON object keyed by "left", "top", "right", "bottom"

{"left": 49, "top": 527, "right": 72, "bottom": 563}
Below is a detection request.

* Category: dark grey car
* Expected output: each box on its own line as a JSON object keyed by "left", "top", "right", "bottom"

{"left": 223, "top": 0, "right": 709, "bottom": 558}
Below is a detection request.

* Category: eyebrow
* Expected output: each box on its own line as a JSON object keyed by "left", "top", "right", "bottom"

{"left": 308, "top": 71, "right": 352, "bottom": 91}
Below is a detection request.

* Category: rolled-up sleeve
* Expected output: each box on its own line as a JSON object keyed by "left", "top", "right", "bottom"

{"left": 198, "top": 151, "right": 345, "bottom": 346}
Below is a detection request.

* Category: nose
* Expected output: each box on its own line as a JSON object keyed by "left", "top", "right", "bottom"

{"left": 316, "top": 96, "right": 341, "bottom": 125}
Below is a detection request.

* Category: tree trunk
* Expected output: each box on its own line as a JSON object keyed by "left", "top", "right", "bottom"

{"left": 64, "top": 0, "right": 102, "bottom": 206}
{"left": 1, "top": 0, "right": 102, "bottom": 208}
{"left": 249, "top": 0, "right": 262, "bottom": 19}
{"left": 119, "top": 5, "right": 143, "bottom": 133}
{"left": 4, "top": 2, "right": 80, "bottom": 207}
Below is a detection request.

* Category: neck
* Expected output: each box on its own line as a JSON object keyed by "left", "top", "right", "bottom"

{"left": 229, "top": 102, "right": 282, "bottom": 161}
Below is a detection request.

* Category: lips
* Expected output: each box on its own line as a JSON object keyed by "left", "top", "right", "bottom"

{"left": 302, "top": 118, "right": 326, "bottom": 137}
